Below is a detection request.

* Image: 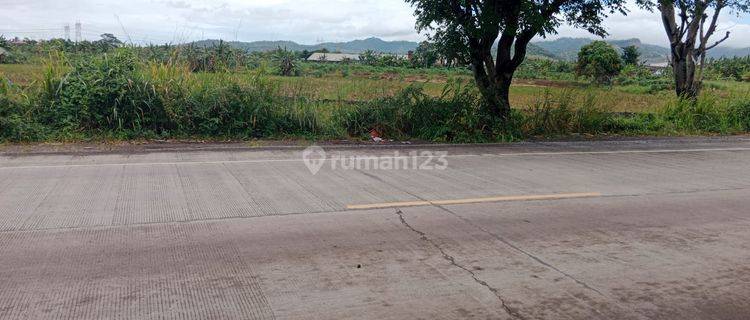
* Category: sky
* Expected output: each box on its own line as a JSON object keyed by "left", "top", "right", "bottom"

{"left": 1, "top": 0, "right": 749, "bottom": 47}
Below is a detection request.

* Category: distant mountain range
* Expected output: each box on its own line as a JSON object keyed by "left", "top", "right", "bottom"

{"left": 193, "top": 37, "right": 419, "bottom": 54}
{"left": 192, "top": 37, "right": 749, "bottom": 63}
{"left": 532, "top": 37, "right": 750, "bottom": 63}
{"left": 533, "top": 38, "right": 670, "bottom": 63}
{"left": 192, "top": 37, "right": 555, "bottom": 58}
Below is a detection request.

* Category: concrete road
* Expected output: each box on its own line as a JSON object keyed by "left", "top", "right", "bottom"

{"left": 1, "top": 137, "right": 750, "bottom": 319}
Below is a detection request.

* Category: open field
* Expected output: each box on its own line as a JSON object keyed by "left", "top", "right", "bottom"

{"left": 4, "top": 63, "right": 750, "bottom": 113}
{"left": 2, "top": 53, "right": 750, "bottom": 143}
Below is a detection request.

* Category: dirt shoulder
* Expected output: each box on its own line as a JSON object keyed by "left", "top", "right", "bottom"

{"left": 2, "top": 135, "right": 749, "bottom": 157}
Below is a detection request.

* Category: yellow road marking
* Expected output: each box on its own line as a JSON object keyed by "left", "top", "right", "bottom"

{"left": 346, "top": 192, "right": 602, "bottom": 210}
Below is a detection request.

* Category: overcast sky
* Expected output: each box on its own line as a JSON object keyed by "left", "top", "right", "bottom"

{"left": 1, "top": 0, "right": 749, "bottom": 47}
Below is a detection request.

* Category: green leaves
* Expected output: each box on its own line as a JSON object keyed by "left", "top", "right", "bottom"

{"left": 576, "top": 41, "right": 623, "bottom": 84}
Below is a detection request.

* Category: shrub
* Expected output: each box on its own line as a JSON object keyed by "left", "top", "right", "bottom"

{"left": 705, "top": 56, "right": 750, "bottom": 81}
{"left": 40, "top": 49, "right": 152, "bottom": 134}
{"left": 515, "top": 58, "right": 575, "bottom": 80}
{"left": 333, "top": 80, "right": 489, "bottom": 142}
{"left": 728, "top": 99, "right": 750, "bottom": 131}
{"left": 576, "top": 41, "right": 623, "bottom": 84}
{"left": 521, "top": 90, "right": 612, "bottom": 136}
{"left": 0, "top": 78, "right": 46, "bottom": 141}
{"left": 6, "top": 47, "right": 749, "bottom": 143}
{"left": 37, "top": 49, "right": 324, "bottom": 138}
{"left": 273, "top": 48, "right": 300, "bottom": 77}
{"left": 660, "top": 95, "right": 734, "bottom": 133}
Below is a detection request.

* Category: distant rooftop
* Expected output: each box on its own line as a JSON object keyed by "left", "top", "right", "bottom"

{"left": 307, "top": 53, "right": 360, "bottom": 62}
{"left": 647, "top": 62, "right": 669, "bottom": 68}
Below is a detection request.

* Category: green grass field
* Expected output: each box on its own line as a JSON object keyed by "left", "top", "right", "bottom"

{"left": 4, "top": 63, "right": 749, "bottom": 114}
{"left": 3, "top": 59, "right": 750, "bottom": 143}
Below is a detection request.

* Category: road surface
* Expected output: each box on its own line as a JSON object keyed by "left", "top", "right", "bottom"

{"left": 1, "top": 137, "right": 750, "bottom": 319}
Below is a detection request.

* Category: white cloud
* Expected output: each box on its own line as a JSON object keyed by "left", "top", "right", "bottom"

{"left": 0, "top": 0, "right": 748, "bottom": 48}
{"left": 541, "top": 4, "right": 750, "bottom": 47}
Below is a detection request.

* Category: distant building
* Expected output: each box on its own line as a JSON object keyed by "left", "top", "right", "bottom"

{"left": 307, "top": 53, "right": 360, "bottom": 62}
{"left": 646, "top": 62, "right": 670, "bottom": 75}
{"left": 9, "top": 37, "right": 27, "bottom": 45}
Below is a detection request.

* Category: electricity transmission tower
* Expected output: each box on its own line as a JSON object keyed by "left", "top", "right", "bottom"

{"left": 75, "top": 21, "right": 82, "bottom": 43}
{"left": 64, "top": 24, "right": 71, "bottom": 41}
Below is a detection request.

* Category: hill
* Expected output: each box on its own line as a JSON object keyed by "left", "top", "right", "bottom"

{"left": 708, "top": 46, "right": 750, "bottom": 59}
{"left": 192, "top": 37, "right": 555, "bottom": 58}
{"left": 532, "top": 37, "right": 750, "bottom": 63}
{"left": 192, "top": 37, "right": 418, "bottom": 54}
{"left": 533, "top": 37, "right": 670, "bottom": 63}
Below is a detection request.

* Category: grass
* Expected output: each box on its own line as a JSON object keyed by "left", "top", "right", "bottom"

{"left": 4, "top": 62, "right": 749, "bottom": 114}
{"left": 2, "top": 53, "right": 750, "bottom": 143}
{"left": 0, "top": 64, "right": 46, "bottom": 85}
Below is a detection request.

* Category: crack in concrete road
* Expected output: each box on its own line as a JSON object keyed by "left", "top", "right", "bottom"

{"left": 360, "top": 168, "right": 607, "bottom": 300}
{"left": 435, "top": 205, "right": 608, "bottom": 298}
{"left": 394, "top": 209, "right": 527, "bottom": 320}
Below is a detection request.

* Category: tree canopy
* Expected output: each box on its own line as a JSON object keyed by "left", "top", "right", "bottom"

{"left": 576, "top": 41, "right": 623, "bottom": 84}
{"left": 406, "top": 0, "right": 630, "bottom": 120}
{"left": 621, "top": 45, "right": 641, "bottom": 65}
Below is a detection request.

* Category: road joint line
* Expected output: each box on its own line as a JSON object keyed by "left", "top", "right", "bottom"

{"left": 347, "top": 192, "right": 602, "bottom": 210}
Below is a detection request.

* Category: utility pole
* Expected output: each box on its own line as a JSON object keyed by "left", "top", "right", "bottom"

{"left": 64, "top": 24, "right": 71, "bottom": 41}
{"left": 75, "top": 21, "right": 82, "bottom": 43}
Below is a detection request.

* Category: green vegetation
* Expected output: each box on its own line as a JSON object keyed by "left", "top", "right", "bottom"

{"left": 641, "top": 0, "right": 750, "bottom": 99}
{"left": 705, "top": 56, "right": 750, "bottom": 82}
{"left": 406, "top": 0, "right": 631, "bottom": 120}
{"left": 576, "top": 41, "right": 623, "bottom": 84}
{"left": 534, "top": 38, "right": 672, "bottom": 63}
{"left": 621, "top": 45, "right": 641, "bottom": 66}
{"left": 2, "top": 37, "right": 750, "bottom": 143}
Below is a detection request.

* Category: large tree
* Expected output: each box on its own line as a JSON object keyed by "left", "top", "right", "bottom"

{"left": 645, "top": 0, "right": 750, "bottom": 98}
{"left": 406, "top": 0, "right": 628, "bottom": 120}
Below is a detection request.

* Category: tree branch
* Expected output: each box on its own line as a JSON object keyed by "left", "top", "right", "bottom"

{"left": 703, "top": 31, "right": 730, "bottom": 51}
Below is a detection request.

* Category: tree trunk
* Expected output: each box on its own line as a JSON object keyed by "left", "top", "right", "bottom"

{"left": 671, "top": 48, "right": 700, "bottom": 99}
{"left": 472, "top": 69, "right": 512, "bottom": 121}
{"left": 658, "top": 1, "right": 718, "bottom": 100}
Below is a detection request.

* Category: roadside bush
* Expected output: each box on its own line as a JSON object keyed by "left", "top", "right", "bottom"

{"left": 40, "top": 49, "right": 157, "bottom": 135}
{"left": 0, "top": 79, "right": 46, "bottom": 141}
{"left": 401, "top": 80, "right": 487, "bottom": 142}
{"left": 37, "top": 49, "right": 329, "bottom": 139}
{"left": 521, "top": 90, "right": 612, "bottom": 136}
{"left": 605, "top": 113, "right": 665, "bottom": 133}
{"left": 660, "top": 96, "right": 734, "bottom": 133}
{"left": 333, "top": 81, "right": 489, "bottom": 142}
{"left": 728, "top": 99, "right": 750, "bottom": 131}
{"left": 333, "top": 93, "right": 404, "bottom": 138}
{"left": 6, "top": 47, "right": 750, "bottom": 143}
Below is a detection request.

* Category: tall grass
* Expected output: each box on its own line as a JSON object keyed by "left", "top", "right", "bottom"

{"left": 659, "top": 94, "right": 750, "bottom": 134}
{"left": 2, "top": 48, "right": 750, "bottom": 143}
{"left": 333, "top": 80, "right": 490, "bottom": 142}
